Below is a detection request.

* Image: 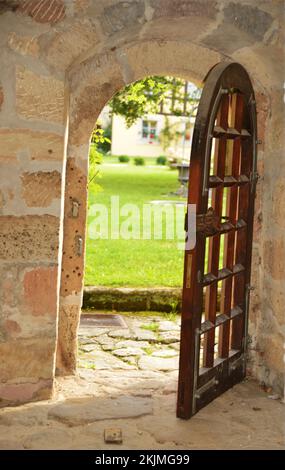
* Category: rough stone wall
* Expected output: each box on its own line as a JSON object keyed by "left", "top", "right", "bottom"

{"left": 0, "top": 0, "right": 284, "bottom": 404}
{"left": 0, "top": 1, "right": 68, "bottom": 404}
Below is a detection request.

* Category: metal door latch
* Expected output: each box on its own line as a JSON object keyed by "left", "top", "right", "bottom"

{"left": 71, "top": 199, "right": 80, "bottom": 218}
{"left": 195, "top": 376, "right": 219, "bottom": 399}
{"left": 250, "top": 172, "right": 260, "bottom": 183}
{"left": 229, "top": 354, "right": 245, "bottom": 372}
{"left": 247, "top": 285, "right": 255, "bottom": 291}
{"left": 75, "top": 235, "right": 83, "bottom": 256}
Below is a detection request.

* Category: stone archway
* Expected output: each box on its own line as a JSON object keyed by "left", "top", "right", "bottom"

{"left": 56, "top": 35, "right": 279, "bottom": 399}
{"left": 56, "top": 40, "right": 225, "bottom": 375}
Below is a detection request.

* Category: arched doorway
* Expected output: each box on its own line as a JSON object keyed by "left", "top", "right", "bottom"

{"left": 58, "top": 57, "right": 258, "bottom": 418}
{"left": 56, "top": 40, "right": 223, "bottom": 377}
{"left": 1, "top": 2, "right": 283, "bottom": 414}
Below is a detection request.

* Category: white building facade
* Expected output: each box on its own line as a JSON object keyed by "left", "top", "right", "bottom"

{"left": 111, "top": 113, "right": 194, "bottom": 160}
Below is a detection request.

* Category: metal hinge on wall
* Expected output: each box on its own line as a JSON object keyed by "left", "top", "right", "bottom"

{"left": 250, "top": 171, "right": 260, "bottom": 183}
{"left": 195, "top": 376, "right": 219, "bottom": 400}
{"left": 229, "top": 354, "right": 245, "bottom": 373}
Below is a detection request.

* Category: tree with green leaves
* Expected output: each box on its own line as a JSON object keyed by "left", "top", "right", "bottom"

{"left": 109, "top": 76, "right": 201, "bottom": 127}
{"left": 88, "top": 128, "right": 110, "bottom": 193}
{"left": 88, "top": 76, "right": 201, "bottom": 188}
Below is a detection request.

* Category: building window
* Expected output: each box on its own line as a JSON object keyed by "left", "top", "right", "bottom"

{"left": 142, "top": 120, "right": 157, "bottom": 143}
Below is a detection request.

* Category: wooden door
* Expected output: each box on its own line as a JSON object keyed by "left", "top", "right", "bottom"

{"left": 177, "top": 62, "right": 258, "bottom": 419}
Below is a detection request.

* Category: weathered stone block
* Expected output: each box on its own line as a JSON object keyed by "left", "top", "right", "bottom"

{"left": 8, "top": 32, "right": 40, "bottom": 57}
{"left": 123, "top": 41, "right": 220, "bottom": 88}
{"left": 203, "top": 24, "right": 252, "bottom": 55}
{"left": 21, "top": 171, "right": 61, "bottom": 207}
{"left": 3, "top": 319, "right": 21, "bottom": 335}
{"left": 46, "top": 19, "right": 99, "bottom": 71}
{"left": 74, "top": 0, "right": 91, "bottom": 13}
{"left": 0, "top": 85, "right": 3, "bottom": 111}
{"left": 16, "top": 66, "right": 64, "bottom": 124}
{"left": 224, "top": 2, "right": 273, "bottom": 41}
{"left": 264, "top": 238, "right": 285, "bottom": 281}
{"left": 0, "top": 128, "right": 64, "bottom": 163}
{"left": 138, "top": 355, "right": 179, "bottom": 371}
{"left": 151, "top": 0, "right": 217, "bottom": 19}
{"left": 23, "top": 428, "right": 72, "bottom": 450}
{"left": 0, "top": 337, "right": 56, "bottom": 383}
{"left": 203, "top": 3, "right": 273, "bottom": 54}
{"left": 259, "top": 333, "right": 284, "bottom": 374}
{"left": 0, "top": 379, "right": 52, "bottom": 406}
{"left": 102, "top": 1, "right": 145, "bottom": 34}
{"left": 272, "top": 177, "right": 285, "bottom": 231}
{"left": 0, "top": 1, "right": 19, "bottom": 14}
{"left": 48, "top": 395, "right": 153, "bottom": 425}
{"left": 0, "top": 262, "right": 58, "bottom": 342}
{"left": 0, "top": 264, "right": 21, "bottom": 309}
{"left": 267, "top": 91, "right": 285, "bottom": 152}
{"left": 263, "top": 279, "right": 285, "bottom": 329}
{"left": 24, "top": 266, "right": 58, "bottom": 316}
{"left": 0, "top": 215, "right": 59, "bottom": 261}
{"left": 0, "top": 190, "right": 4, "bottom": 211}
{"left": 256, "top": 92, "right": 269, "bottom": 150}
{"left": 56, "top": 304, "right": 80, "bottom": 375}
{"left": 69, "top": 78, "right": 124, "bottom": 145}
{"left": 0, "top": 440, "right": 24, "bottom": 450}
{"left": 18, "top": 0, "right": 65, "bottom": 24}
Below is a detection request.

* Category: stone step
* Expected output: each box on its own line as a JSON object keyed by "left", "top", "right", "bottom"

{"left": 83, "top": 286, "right": 182, "bottom": 313}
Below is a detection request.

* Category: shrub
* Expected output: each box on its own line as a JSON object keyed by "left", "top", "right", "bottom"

{"left": 88, "top": 143, "right": 103, "bottom": 195}
{"left": 97, "top": 123, "right": 112, "bottom": 153}
{"left": 134, "top": 157, "right": 145, "bottom": 166}
{"left": 156, "top": 155, "right": 167, "bottom": 166}
{"left": 118, "top": 155, "right": 130, "bottom": 163}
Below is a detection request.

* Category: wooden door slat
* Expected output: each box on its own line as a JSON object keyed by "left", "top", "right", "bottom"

{"left": 203, "top": 94, "right": 229, "bottom": 368}
{"left": 219, "top": 93, "right": 245, "bottom": 358}
{"left": 213, "top": 126, "right": 251, "bottom": 139}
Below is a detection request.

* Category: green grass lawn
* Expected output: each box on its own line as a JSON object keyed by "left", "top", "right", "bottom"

{"left": 85, "top": 161, "right": 186, "bottom": 287}
{"left": 101, "top": 155, "right": 158, "bottom": 165}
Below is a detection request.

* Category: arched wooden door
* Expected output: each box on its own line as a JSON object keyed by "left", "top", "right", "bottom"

{"left": 177, "top": 62, "right": 258, "bottom": 419}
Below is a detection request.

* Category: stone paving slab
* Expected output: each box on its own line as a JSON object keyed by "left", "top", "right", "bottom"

{"left": 0, "top": 439, "right": 24, "bottom": 450}
{"left": 138, "top": 355, "right": 179, "bottom": 371}
{"left": 23, "top": 428, "right": 73, "bottom": 450}
{"left": 78, "top": 350, "right": 136, "bottom": 371}
{"left": 116, "top": 339, "right": 150, "bottom": 349}
{"left": 152, "top": 349, "right": 178, "bottom": 358}
{"left": 158, "top": 321, "right": 180, "bottom": 332}
{"left": 48, "top": 396, "right": 153, "bottom": 426}
{"left": 113, "top": 347, "right": 145, "bottom": 357}
{"left": 158, "top": 331, "right": 180, "bottom": 344}
{"left": 78, "top": 327, "right": 112, "bottom": 338}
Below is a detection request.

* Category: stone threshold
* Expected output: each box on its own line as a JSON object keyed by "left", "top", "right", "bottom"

{"left": 83, "top": 286, "right": 182, "bottom": 313}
